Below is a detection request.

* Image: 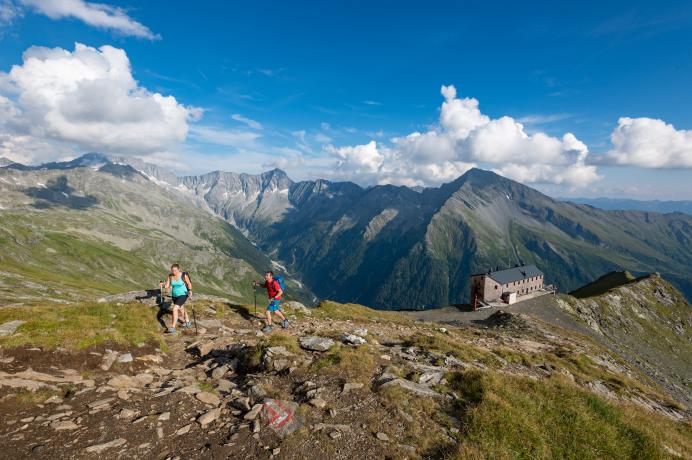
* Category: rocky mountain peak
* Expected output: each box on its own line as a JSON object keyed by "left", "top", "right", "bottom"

{"left": 77, "top": 152, "right": 111, "bottom": 164}
{"left": 0, "top": 156, "right": 19, "bottom": 167}
{"left": 260, "top": 168, "right": 293, "bottom": 191}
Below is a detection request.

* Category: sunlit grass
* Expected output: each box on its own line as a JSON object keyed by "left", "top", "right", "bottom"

{"left": 0, "top": 301, "right": 164, "bottom": 350}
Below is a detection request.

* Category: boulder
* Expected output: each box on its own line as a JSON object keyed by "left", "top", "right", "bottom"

{"left": 341, "top": 333, "right": 367, "bottom": 345}
{"left": 263, "top": 346, "right": 296, "bottom": 372}
{"left": 117, "top": 353, "right": 133, "bottom": 363}
{"left": 376, "top": 366, "right": 401, "bottom": 384}
{"left": 376, "top": 432, "right": 390, "bottom": 441}
{"left": 309, "top": 397, "right": 327, "bottom": 408}
{"left": 46, "top": 411, "right": 72, "bottom": 421}
{"left": 265, "top": 346, "right": 292, "bottom": 356}
{"left": 248, "top": 385, "right": 267, "bottom": 399}
{"left": 107, "top": 373, "right": 153, "bottom": 389}
{"left": 85, "top": 438, "right": 126, "bottom": 453}
{"left": 443, "top": 355, "right": 468, "bottom": 368}
{"left": 196, "top": 391, "right": 221, "bottom": 406}
{"left": 313, "top": 423, "right": 352, "bottom": 433}
{"left": 261, "top": 399, "right": 301, "bottom": 438}
{"left": 216, "top": 379, "right": 235, "bottom": 393}
{"left": 419, "top": 371, "right": 445, "bottom": 386}
{"left": 299, "top": 336, "right": 335, "bottom": 352}
{"left": 342, "top": 382, "right": 364, "bottom": 393}
{"left": 197, "top": 408, "right": 221, "bottom": 426}
{"left": 410, "top": 364, "right": 448, "bottom": 386}
{"left": 283, "top": 301, "right": 311, "bottom": 315}
{"left": 2, "top": 369, "right": 93, "bottom": 387}
{"left": 50, "top": 420, "right": 79, "bottom": 430}
{"left": 100, "top": 350, "right": 119, "bottom": 371}
{"left": 197, "top": 341, "right": 214, "bottom": 357}
{"left": 177, "top": 385, "right": 201, "bottom": 394}
{"left": 176, "top": 424, "right": 192, "bottom": 435}
{"left": 379, "top": 379, "right": 444, "bottom": 398}
{"left": 231, "top": 397, "right": 252, "bottom": 411}
{"left": 117, "top": 408, "right": 139, "bottom": 420}
{"left": 87, "top": 398, "right": 114, "bottom": 408}
{"left": 196, "top": 319, "right": 223, "bottom": 329}
{"left": 0, "top": 320, "right": 24, "bottom": 337}
{"left": 244, "top": 404, "right": 263, "bottom": 420}
{"left": 211, "top": 364, "right": 230, "bottom": 380}
{"left": 0, "top": 377, "right": 53, "bottom": 391}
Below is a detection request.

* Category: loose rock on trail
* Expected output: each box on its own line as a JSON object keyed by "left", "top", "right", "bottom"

{"left": 0, "top": 300, "right": 689, "bottom": 459}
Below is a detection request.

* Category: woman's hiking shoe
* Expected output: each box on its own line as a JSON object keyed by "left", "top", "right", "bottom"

{"left": 262, "top": 325, "right": 273, "bottom": 333}
{"left": 182, "top": 321, "right": 193, "bottom": 329}
{"left": 281, "top": 319, "right": 289, "bottom": 329}
{"left": 165, "top": 327, "right": 177, "bottom": 334}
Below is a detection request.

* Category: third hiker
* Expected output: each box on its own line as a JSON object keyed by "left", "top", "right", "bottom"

{"left": 253, "top": 270, "right": 289, "bottom": 333}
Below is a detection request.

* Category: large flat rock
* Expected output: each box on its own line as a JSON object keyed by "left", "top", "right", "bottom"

{"left": 299, "top": 336, "right": 335, "bottom": 352}
{"left": 379, "top": 378, "right": 444, "bottom": 398}
{"left": 0, "top": 320, "right": 25, "bottom": 337}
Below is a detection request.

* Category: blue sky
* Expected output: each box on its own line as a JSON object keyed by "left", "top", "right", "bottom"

{"left": 0, "top": 0, "right": 691, "bottom": 198}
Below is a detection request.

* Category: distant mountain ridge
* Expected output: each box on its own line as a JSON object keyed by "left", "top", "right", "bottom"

{"left": 0, "top": 157, "right": 315, "bottom": 305}
{"left": 562, "top": 197, "right": 692, "bottom": 215}
{"left": 0, "top": 153, "right": 179, "bottom": 185}
{"left": 4, "top": 153, "right": 691, "bottom": 309}
{"left": 163, "top": 159, "right": 692, "bottom": 308}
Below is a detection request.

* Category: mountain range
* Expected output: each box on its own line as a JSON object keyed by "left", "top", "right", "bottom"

{"left": 1, "top": 153, "right": 691, "bottom": 309}
{"left": 562, "top": 197, "right": 692, "bottom": 215}
{"left": 0, "top": 155, "right": 313, "bottom": 305}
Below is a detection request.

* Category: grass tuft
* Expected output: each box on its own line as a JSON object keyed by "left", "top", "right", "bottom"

{"left": 312, "top": 344, "right": 378, "bottom": 383}
{"left": 445, "top": 371, "right": 691, "bottom": 460}
{"left": 0, "top": 301, "right": 164, "bottom": 350}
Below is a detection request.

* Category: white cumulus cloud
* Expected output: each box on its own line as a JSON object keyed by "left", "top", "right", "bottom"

{"left": 0, "top": 42, "right": 198, "bottom": 162}
{"left": 325, "top": 140, "right": 383, "bottom": 173}
{"left": 606, "top": 117, "right": 692, "bottom": 168}
{"left": 326, "top": 85, "right": 600, "bottom": 187}
{"left": 21, "top": 0, "right": 158, "bottom": 39}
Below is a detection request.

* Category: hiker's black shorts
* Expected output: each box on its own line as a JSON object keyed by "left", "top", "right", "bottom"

{"left": 172, "top": 295, "right": 188, "bottom": 307}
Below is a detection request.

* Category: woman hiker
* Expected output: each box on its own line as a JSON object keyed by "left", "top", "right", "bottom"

{"left": 159, "top": 264, "right": 193, "bottom": 333}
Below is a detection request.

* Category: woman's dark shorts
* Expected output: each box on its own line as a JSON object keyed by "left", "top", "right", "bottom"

{"left": 172, "top": 295, "right": 188, "bottom": 307}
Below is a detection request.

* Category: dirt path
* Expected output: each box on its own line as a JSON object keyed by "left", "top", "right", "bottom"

{"left": 402, "top": 294, "right": 587, "bottom": 334}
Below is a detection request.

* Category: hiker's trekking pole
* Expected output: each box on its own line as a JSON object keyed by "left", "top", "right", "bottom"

{"left": 192, "top": 302, "right": 198, "bottom": 335}
{"left": 159, "top": 281, "right": 164, "bottom": 307}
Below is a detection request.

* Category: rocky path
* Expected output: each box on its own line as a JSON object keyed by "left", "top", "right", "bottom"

{"left": 0, "top": 302, "right": 688, "bottom": 459}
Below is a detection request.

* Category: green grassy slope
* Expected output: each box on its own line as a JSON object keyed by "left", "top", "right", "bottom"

{"left": 450, "top": 170, "right": 692, "bottom": 302}
{"left": 557, "top": 274, "right": 692, "bottom": 406}
{"left": 569, "top": 271, "right": 637, "bottom": 298}
{"left": 0, "top": 166, "right": 310, "bottom": 305}
{"left": 240, "top": 168, "right": 692, "bottom": 309}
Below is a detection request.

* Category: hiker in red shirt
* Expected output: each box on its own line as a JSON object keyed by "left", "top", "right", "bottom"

{"left": 253, "top": 271, "right": 289, "bottom": 332}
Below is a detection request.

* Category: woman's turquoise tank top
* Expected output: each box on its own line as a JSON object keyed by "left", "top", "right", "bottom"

{"left": 170, "top": 274, "right": 188, "bottom": 297}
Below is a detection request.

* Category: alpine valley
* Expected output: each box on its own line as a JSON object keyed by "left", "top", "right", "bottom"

{"left": 1, "top": 153, "right": 690, "bottom": 310}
